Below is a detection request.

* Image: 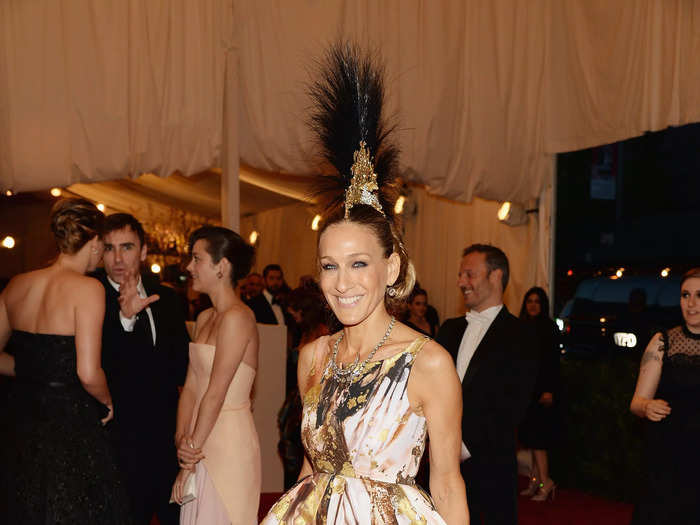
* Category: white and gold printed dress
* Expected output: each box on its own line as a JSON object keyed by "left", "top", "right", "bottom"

{"left": 261, "top": 335, "right": 446, "bottom": 524}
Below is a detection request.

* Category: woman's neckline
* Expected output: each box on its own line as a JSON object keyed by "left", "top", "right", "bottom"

{"left": 330, "top": 335, "right": 428, "bottom": 366}
{"left": 12, "top": 329, "right": 75, "bottom": 338}
{"left": 682, "top": 324, "right": 700, "bottom": 340}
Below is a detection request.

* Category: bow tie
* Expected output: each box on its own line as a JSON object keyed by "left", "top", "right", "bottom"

{"left": 465, "top": 310, "right": 488, "bottom": 324}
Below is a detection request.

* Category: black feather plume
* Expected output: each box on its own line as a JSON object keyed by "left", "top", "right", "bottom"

{"left": 308, "top": 42, "right": 399, "bottom": 221}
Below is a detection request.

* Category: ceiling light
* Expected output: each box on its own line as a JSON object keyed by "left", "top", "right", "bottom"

{"left": 660, "top": 267, "right": 670, "bottom": 278}
{"left": 4, "top": 189, "right": 13, "bottom": 197}
{"left": 311, "top": 215, "right": 321, "bottom": 231}
{"left": 150, "top": 263, "right": 161, "bottom": 274}
{"left": 1, "top": 236, "right": 16, "bottom": 249}
{"left": 497, "top": 201, "right": 534, "bottom": 226}
{"left": 50, "top": 188, "right": 62, "bottom": 197}
{"left": 249, "top": 231, "right": 259, "bottom": 245}
{"left": 96, "top": 203, "right": 106, "bottom": 212}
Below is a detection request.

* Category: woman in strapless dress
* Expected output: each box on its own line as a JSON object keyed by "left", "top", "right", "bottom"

{"left": 0, "top": 198, "right": 131, "bottom": 523}
{"left": 170, "top": 226, "right": 261, "bottom": 524}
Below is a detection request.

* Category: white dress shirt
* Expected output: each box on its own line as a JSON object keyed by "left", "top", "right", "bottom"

{"left": 108, "top": 275, "right": 157, "bottom": 345}
{"left": 456, "top": 303, "right": 503, "bottom": 460}
{"left": 263, "top": 289, "right": 286, "bottom": 326}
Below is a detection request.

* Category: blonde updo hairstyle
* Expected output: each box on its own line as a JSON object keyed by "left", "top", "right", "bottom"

{"left": 319, "top": 204, "right": 416, "bottom": 308}
{"left": 50, "top": 198, "right": 104, "bottom": 255}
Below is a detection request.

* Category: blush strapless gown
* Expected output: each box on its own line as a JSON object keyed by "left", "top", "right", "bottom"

{"left": 180, "top": 343, "right": 261, "bottom": 524}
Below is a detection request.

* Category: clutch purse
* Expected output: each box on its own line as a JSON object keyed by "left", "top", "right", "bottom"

{"left": 170, "top": 471, "right": 197, "bottom": 505}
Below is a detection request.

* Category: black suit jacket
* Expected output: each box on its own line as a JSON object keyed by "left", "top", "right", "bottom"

{"left": 246, "top": 293, "right": 280, "bottom": 325}
{"left": 436, "top": 306, "right": 538, "bottom": 458}
{"left": 96, "top": 270, "right": 189, "bottom": 448}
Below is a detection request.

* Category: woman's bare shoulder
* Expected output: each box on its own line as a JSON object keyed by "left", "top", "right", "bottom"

{"left": 412, "top": 338, "right": 456, "bottom": 376}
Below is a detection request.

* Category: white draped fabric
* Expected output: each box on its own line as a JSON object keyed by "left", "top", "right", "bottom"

{"left": 3, "top": 1, "right": 700, "bottom": 201}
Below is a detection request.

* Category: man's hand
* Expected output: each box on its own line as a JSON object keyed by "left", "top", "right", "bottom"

{"left": 118, "top": 269, "right": 159, "bottom": 318}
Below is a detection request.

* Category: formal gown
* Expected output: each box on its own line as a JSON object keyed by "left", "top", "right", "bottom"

{"left": 261, "top": 335, "right": 446, "bottom": 524}
{"left": 632, "top": 325, "right": 700, "bottom": 524}
{"left": 0, "top": 331, "right": 132, "bottom": 524}
{"left": 180, "top": 343, "right": 261, "bottom": 525}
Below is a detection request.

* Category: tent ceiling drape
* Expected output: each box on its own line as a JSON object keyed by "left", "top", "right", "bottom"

{"left": 3, "top": 1, "right": 699, "bottom": 203}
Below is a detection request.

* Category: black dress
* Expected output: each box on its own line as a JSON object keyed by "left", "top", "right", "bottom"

{"left": 518, "top": 317, "right": 560, "bottom": 450}
{"left": 0, "top": 331, "right": 132, "bottom": 524}
{"left": 632, "top": 325, "right": 700, "bottom": 524}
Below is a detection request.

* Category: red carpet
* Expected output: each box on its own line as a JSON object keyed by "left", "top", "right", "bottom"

{"left": 256, "top": 478, "right": 634, "bottom": 524}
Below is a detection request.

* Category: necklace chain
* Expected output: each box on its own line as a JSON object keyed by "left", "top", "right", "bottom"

{"left": 329, "top": 316, "right": 396, "bottom": 382}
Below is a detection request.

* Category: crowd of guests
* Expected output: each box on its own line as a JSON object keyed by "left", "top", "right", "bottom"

{"left": 1, "top": 41, "right": 698, "bottom": 525}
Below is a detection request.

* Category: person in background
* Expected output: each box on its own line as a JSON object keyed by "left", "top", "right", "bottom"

{"left": 404, "top": 286, "right": 439, "bottom": 337}
{"left": 415, "top": 280, "right": 440, "bottom": 330}
{"left": 517, "top": 286, "right": 560, "bottom": 502}
{"left": 171, "top": 226, "right": 261, "bottom": 524}
{"left": 245, "top": 265, "right": 288, "bottom": 325}
{"left": 97, "top": 213, "right": 189, "bottom": 525}
{"left": 630, "top": 268, "right": 700, "bottom": 525}
{"left": 245, "top": 272, "right": 264, "bottom": 300}
{"left": 278, "top": 283, "right": 330, "bottom": 488}
{"left": 436, "top": 244, "right": 538, "bottom": 524}
{"left": 0, "top": 198, "right": 131, "bottom": 523}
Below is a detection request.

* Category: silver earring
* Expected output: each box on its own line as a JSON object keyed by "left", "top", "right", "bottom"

{"left": 387, "top": 286, "right": 397, "bottom": 298}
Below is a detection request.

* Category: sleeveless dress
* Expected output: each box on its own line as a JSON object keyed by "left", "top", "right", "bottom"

{"left": 261, "top": 336, "right": 447, "bottom": 524}
{"left": 180, "top": 342, "right": 261, "bottom": 524}
{"left": 632, "top": 325, "right": 700, "bottom": 524}
{"left": 0, "top": 331, "right": 132, "bottom": 524}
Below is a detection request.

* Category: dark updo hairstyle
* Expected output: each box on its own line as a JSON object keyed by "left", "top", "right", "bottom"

{"left": 188, "top": 226, "right": 255, "bottom": 287}
{"left": 519, "top": 286, "right": 550, "bottom": 320}
{"left": 680, "top": 267, "right": 700, "bottom": 288}
{"left": 311, "top": 42, "right": 415, "bottom": 305}
{"left": 50, "top": 198, "right": 104, "bottom": 255}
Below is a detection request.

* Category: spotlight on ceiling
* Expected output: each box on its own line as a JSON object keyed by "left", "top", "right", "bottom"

{"left": 497, "top": 201, "right": 536, "bottom": 226}
{"left": 311, "top": 215, "right": 322, "bottom": 231}
{"left": 4, "top": 189, "right": 14, "bottom": 197}
{"left": 2, "top": 236, "right": 16, "bottom": 249}
{"left": 660, "top": 267, "right": 670, "bottom": 278}
{"left": 150, "top": 263, "right": 161, "bottom": 274}
{"left": 249, "top": 231, "right": 259, "bottom": 245}
{"left": 96, "top": 203, "right": 106, "bottom": 212}
{"left": 50, "top": 188, "right": 62, "bottom": 197}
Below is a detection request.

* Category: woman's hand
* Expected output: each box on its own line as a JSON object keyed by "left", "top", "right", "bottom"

{"left": 170, "top": 468, "right": 193, "bottom": 505}
{"left": 644, "top": 399, "right": 671, "bottom": 422}
{"left": 176, "top": 436, "right": 204, "bottom": 470}
{"left": 101, "top": 403, "right": 114, "bottom": 426}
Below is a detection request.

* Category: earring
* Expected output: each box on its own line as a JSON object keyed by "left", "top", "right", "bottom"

{"left": 217, "top": 271, "right": 223, "bottom": 279}
{"left": 387, "top": 286, "right": 398, "bottom": 298}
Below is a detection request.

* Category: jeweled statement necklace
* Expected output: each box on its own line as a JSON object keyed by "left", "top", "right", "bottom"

{"left": 329, "top": 316, "right": 396, "bottom": 382}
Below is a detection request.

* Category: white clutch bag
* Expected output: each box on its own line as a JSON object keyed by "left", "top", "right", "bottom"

{"left": 170, "top": 471, "right": 197, "bottom": 505}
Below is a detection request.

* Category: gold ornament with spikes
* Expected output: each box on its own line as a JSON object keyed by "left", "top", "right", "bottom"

{"left": 344, "top": 141, "right": 384, "bottom": 218}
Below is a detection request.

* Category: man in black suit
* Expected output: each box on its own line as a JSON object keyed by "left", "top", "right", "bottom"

{"left": 246, "top": 264, "right": 288, "bottom": 325}
{"left": 97, "top": 213, "right": 189, "bottom": 525}
{"left": 436, "top": 244, "right": 538, "bottom": 525}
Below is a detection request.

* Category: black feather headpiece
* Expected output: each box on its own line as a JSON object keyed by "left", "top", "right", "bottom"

{"left": 308, "top": 42, "right": 399, "bottom": 222}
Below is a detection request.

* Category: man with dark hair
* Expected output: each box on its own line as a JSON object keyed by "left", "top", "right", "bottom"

{"left": 96, "top": 213, "right": 189, "bottom": 525}
{"left": 436, "top": 243, "right": 538, "bottom": 525}
{"left": 245, "top": 272, "right": 264, "bottom": 300}
{"left": 246, "top": 264, "right": 289, "bottom": 325}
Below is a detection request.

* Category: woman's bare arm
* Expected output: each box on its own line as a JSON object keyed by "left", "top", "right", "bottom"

{"left": 188, "top": 308, "right": 256, "bottom": 449}
{"left": 74, "top": 279, "right": 112, "bottom": 408}
{"left": 630, "top": 333, "right": 671, "bottom": 421}
{"left": 410, "top": 341, "right": 469, "bottom": 524}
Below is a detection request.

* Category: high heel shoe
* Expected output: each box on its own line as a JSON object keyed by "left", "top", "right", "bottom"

{"left": 519, "top": 477, "right": 539, "bottom": 497}
{"left": 531, "top": 480, "right": 556, "bottom": 502}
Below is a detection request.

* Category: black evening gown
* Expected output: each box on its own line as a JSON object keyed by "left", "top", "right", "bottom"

{"left": 0, "top": 331, "right": 132, "bottom": 524}
{"left": 632, "top": 325, "right": 700, "bottom": 525}
{"left": 518, "top": 316, "right": 560, "bottom": 450}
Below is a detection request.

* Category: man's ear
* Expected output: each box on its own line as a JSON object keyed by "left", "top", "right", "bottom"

{"left": 387, "top": 252, "right": 401, "bottom": 287}
{"left": 140, "top": 243, "right": 148, "bottom": 262}
{"left": 489, "top": 268, "right": 503, "bottom": 290}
